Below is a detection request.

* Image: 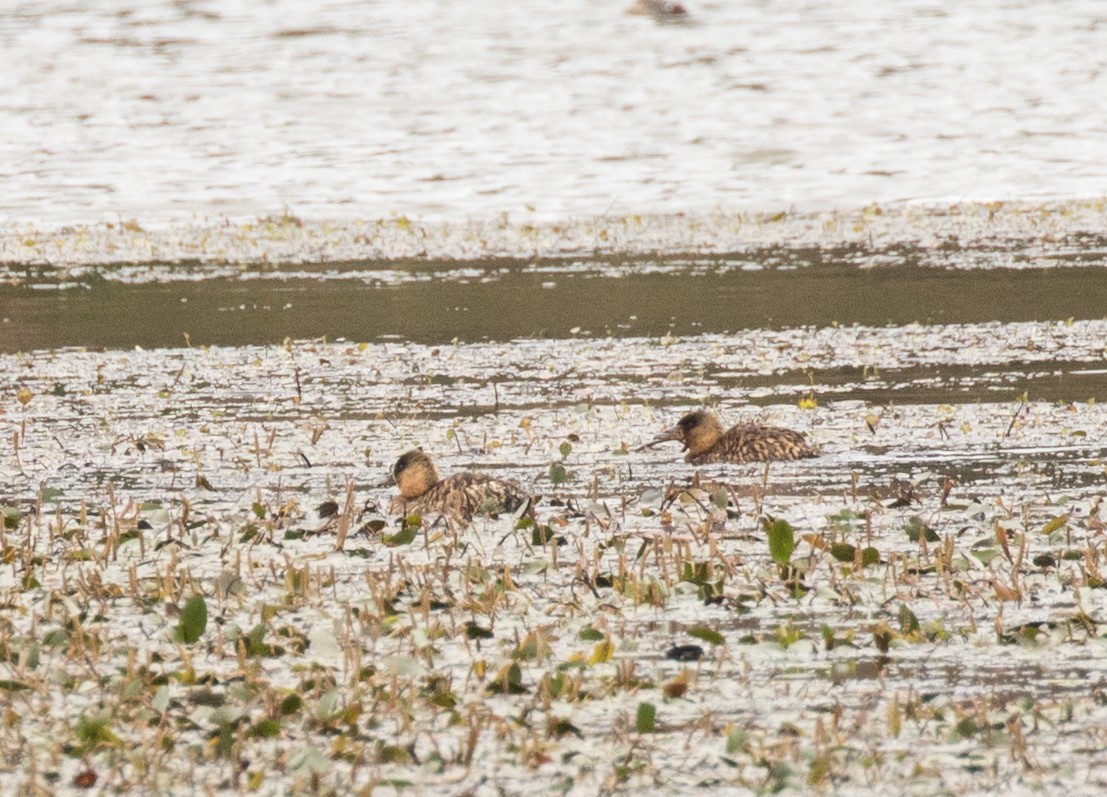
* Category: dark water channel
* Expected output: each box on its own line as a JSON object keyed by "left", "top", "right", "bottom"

{"left": 2, "top": 252, "right": 1104, "bottom": 352}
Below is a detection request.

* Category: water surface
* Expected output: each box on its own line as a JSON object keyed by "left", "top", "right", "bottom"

{"left": 3, "top": 0, "right": 1106, "bottom": 224}
{"left": 5, "top": 246, "right": 1107, "bottom": 351}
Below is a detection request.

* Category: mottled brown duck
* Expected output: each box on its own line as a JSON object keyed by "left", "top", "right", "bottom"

{"left": 642, "top": 410, "right": 817, "bottom": 464}
{"left": 389, "top": 449, "right": 530, "bottom": 521}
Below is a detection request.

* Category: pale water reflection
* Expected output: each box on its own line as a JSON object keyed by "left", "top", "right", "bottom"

{"left": 3, "top": 0, "right": 1106, "bottom": 224}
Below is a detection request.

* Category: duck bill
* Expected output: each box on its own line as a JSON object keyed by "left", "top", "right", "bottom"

{"left": 636, "top": 425, "right": 685, "bottom": 451}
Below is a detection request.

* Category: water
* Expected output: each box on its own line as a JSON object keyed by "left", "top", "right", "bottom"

{"left": 4, "top": 247, "right": 1107, "bottom": 351}
{"left": 3, "top": 0, "right": 1106, "bottom": 225}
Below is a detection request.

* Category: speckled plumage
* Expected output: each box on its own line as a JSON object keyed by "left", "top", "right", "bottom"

{"left": 646, "top": 410, "right": 817, "bottom": 464}
{"left": 389, "top": 449, "right": 529, "bottom": 521}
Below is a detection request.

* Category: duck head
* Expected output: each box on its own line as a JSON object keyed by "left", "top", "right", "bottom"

{"left": 646, "top": 410, "right": 725, "bottom": 458}
{"left": 391, "top": 449, "right": 440, "bottom": 499}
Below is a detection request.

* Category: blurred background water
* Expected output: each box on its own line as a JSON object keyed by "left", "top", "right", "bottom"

{"left": 3, "top": 0, "right": 1105, "bottom": 226}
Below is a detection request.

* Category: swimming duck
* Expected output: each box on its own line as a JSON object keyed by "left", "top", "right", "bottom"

{"left": 626, "top": 0, "right": 688, "bottom": 18}
{"left": 641, "top": 410, "right": 817, "bottom": 464}
{"left": 389, "top": 449, "right": 530, "bottom": 521}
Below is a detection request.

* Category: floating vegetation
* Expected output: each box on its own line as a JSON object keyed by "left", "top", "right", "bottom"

{"left": 3, "top": 199, "right": 1107, "bottom": 269}
{"left": 3, "top": 205, "right": 1107, "bottom": 792}
{"left": 1, "top": 321, "right": 1106, "bottom": 794}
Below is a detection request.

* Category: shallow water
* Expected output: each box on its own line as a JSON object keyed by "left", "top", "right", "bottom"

{"left": 3, "top": 0, "right": 1107, "bottom": 224}
{"left": 5, "top": 244, "right": 1107, "bottom": 351}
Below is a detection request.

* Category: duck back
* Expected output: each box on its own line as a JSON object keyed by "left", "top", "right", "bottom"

{"left": 393, "top": 472, "right": 529, "bottom": 521}
{"left": 690, "top": 423, "right": 816, "bottom": 464}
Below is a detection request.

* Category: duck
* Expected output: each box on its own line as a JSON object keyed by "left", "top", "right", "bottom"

{"left": 640, "top": 410, "right": 817, "bottom": 464}
{"left": 626, "top": 0, "right": 688, "bottom": 18}
{"left": 389, "top": 449, "right": 530, "bottom": 522}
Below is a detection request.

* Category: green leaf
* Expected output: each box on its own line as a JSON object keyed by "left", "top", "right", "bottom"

{"left": 636, "top": 702, "right": 656, "bottom": 733}
{"left": 542, "top": 672, "right": 570, "bottom": 699}
{"left": 687, "top": 625, "right": 725, "bottom": 646}
{"left": 430, "top": 688, "right": 458, "bottom": 710}
{"left": 513, "top": 630, "right": 549, "bottom": 661}
{"left": 152, "top": 686, "right": 170, "bottom": 713}
{"left": 1041, "top": 514, "right": 1070, "bottom": 535}
{"left": 710, "top": 488, "right": 729, "bottom": 509}
{"left": 725, "top": 727, "right": 747, "bottom": 754}
{"left": 972, "top": 548, "right": 1000, "bottom": 565}
{"left": 281, "top": 694, "right": 303, "bottom": 716}
{"left": 1, "top": 506, "right": 22, "bottom": 530}
{"left": 767, "top": 520, "right": 795, "bottom": 566}
{"left": 250, "top": 719, "right": 282, "bottom": 738}
{"left": 549, "top": 463, "right": 567, "bottom": 485}
{"left": 42, "top": 629, "right": 69, "bottom": 648}
{"left": 289, "top": 745, "right": 331, "bottom": 774}
{"left": 559, "top": 441, "right": 572, "bottom": 459}
{"left": 578, "top": 626, "right": 605, "bottom": 642}
{"left": 485, "top": 663, "right": 526, "bottom": 695}
{"left": 175, "top": 595, "right": 208, "bottom": 644}
{"left": 464, "top": 622, "right": 494, "bottom": 640}
{"left": 532, "top": 525, "right": 564, "bottom": 547}
{"left": 383, "top": 525, "right": 418, "bottom": 546}
{"left": 904, "top": 516, "right": 940, "bottom": 543}
{"left": 243, "top": 624, "right": 276, "bottom": 657}
{"left": 22, "top": 641, "right": 40, "bottom": 670}
{"left": 898, "top": 604, "right": 920, "bottom": 635}
{"left": 680, "top": 561, "right": 711, "bottom": 586}
{"left": 378, "top": 745, "right": 413, "bottom": 764}
{"left": 315, "top": 689, "right": 340, "bottom": 720}
{"left": 829, "top": 543, "right": 856, "bottom": 562}
{"left": 861, "top": 547, "right": 881, "bottom": 567}
{"left": 76, "top": 713, "right": 121, "bottom": 749}
{"left": 955, "top": 716, "right": 980, "bottom": 738}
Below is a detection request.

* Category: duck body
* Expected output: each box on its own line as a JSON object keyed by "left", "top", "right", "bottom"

{"left": 646, "top": 410, "right": 816, "bottom": 464}
{"left": 390, "top": 449, "right": 529, "bottom": 521}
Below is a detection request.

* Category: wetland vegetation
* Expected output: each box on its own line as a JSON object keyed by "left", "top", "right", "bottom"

{"left": 3, "top": 204, "right": 1107, "bottom": 795}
